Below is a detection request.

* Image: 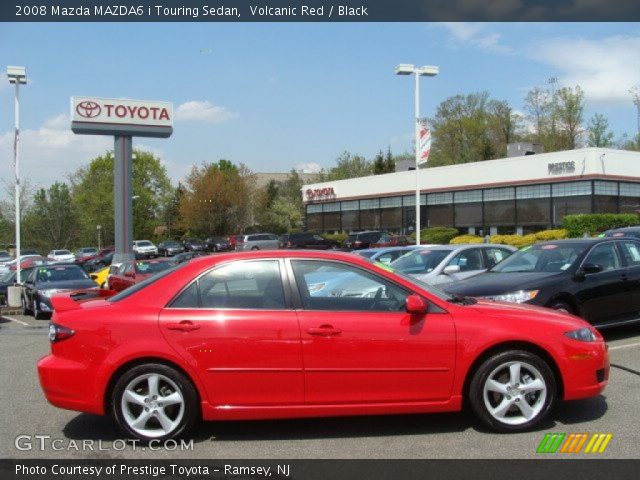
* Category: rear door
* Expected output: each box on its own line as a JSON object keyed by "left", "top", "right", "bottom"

{"left": 616, "top": 240, "right": 640, "bottom": 322}
{"left": 159, "top": 259, "right": 304, "bottom": 407}
{"left": 437, "top": 247, "right": 486, "bottom": 285}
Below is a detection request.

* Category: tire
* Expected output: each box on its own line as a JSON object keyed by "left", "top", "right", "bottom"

{"left": 111, "top": 363, "right": 199, "bottom": 441}
{"left": 548, "top": 300, "right": 576, "bottom": 315}
{"left": 33, "top": 299, "right": 42, "bottom": 320}
{"left": 251, "top": 246, "right": 259, "bottom": 251}
{"left": 469, "top": 350, "right": 556, "bottom": 432}
{"left": 22, "top": 296, "right": 32, "bottom": 316}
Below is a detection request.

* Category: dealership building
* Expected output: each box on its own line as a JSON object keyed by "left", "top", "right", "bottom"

{"left": 302, "top": 147, "right": 640, "bottom": 235}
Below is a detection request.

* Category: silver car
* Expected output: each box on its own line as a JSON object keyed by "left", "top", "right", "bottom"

{"left": 390, "top": 244, "right": 517, "bottom": 286}
{"left": 235, "top": 233, "right": 280, "bottom": 251}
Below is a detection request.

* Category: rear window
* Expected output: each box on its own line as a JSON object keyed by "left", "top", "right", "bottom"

{"left": 36, "top": 266, "right": 90, "bottom": 282}
{"left": 135, "top": 261, "right": 173, "bottom": 274}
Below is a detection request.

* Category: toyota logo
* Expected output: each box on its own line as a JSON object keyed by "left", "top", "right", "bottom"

{"left": 76, "top": 101, "right": 101, "bottom": 118}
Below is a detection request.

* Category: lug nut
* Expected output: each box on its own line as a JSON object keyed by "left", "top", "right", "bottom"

{"left": 144, "top": 407, "right": 149, "bottom": 412}
{"left": 158, "top": 403, "right": 163, "bottom": 407}
{"left": 521, "top": 391, "right": 525, "bottom": 395}
{"left": 515, "top": 398, "right": 520, "bottom": 402}
{"left": 152, "top": 395, "right": 157, "bottom": 400}
{"left": 506, "top": 395, "right": 511, "bottom": 400}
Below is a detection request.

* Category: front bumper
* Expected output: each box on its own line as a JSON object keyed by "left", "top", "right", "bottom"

{"left": 560, "top": 339, "right": 610, "bottom": 401}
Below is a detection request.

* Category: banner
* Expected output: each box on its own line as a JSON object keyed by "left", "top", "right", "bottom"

{"left": 417, "top": 119, "right": 431, "bottom": 164}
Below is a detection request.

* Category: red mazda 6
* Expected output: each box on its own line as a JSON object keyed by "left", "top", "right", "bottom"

{"left": 38, "top": 251, "right": 609, "bottom": 441}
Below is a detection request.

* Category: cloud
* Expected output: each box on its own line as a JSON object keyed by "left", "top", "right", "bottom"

{"left": 174, "top": 100, "right": 237, "bottom": 123}
{"left": 436, "top": 23, "right": 512, "bottom": 54}
{"left": 295, "top": 162, "right": 322, "bottom": 173}
{"left": 0, "top": 113, "right": 111, "bottom": 195}
{"left": 529, "top": 35, "right": 640, "bottom": 105}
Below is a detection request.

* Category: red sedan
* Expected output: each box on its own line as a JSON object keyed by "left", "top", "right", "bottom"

{"left": 371, "top": 234, "right": 412, "bottom": 248}
{"left": 107, "top": 259, "right": 174, "bottom": 292}
{"left": 38, "top": 251, "right": 609, "bottom": 441}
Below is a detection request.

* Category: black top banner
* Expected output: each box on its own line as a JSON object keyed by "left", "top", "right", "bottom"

{"left": 2, "top": 0, "right": 640, "bottom": 22}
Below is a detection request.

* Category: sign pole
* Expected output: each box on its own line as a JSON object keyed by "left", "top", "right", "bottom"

{"left": 113, "top": 135, "right": 134, "bottom": 264}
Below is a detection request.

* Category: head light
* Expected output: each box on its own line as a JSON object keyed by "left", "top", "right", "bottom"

{"left": 40, "top": 289, "right": 71, "bottom": 298}
{"left": 564, "top": 327, "right": 597, "bottom": 342}
{"left": 485, "top": 290, "right": 538, "bottom": 304}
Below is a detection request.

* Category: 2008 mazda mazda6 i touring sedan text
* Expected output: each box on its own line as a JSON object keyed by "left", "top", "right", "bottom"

{"left": 38, "top": 251, "right": 609, "bottom": 441}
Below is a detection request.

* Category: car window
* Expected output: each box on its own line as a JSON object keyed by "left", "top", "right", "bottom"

{"left": 313, "top": 235, "right": 325, "bottom": 241}
{"left": 181, "top": 260, "right": 286, "bottom": 310}
{"left": 291, "top": 260, "right": 409, "bottom": 312}
{"left": 135, "top": 261, "right": 172, "bottom": 274}
{"left": 377, "top": 251, "right": 401, "bottom": 265}
{"left": 491, "top": 244, "right": 582, "bottom": 273}
{"left": 36, "top": 266, "right": 89, "bottom": 282}
{"left": 618, "top": 241, "right": 640, "bottom": 267}
{"left": 169, "top": 282, "right": 199, "bottom": 308}
{"left": 584, "top": 242, "right": 621, "bottom": 271}
{"left": 392, "top": 249, "right": 451, "bottom": 274}
{"left": 485, "top": 247, "right": 511, "bottom": 269}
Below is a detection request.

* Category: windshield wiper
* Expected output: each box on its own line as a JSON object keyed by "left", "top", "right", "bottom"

{"left": 448, "top": 294, "right": 477, "bottom": 305}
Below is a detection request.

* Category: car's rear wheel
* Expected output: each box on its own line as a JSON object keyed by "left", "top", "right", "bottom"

{"left": 112, "top": 363, "right": 199, "bottom": 441}
{"left": 251, "top": 246, "right": 259, "bottom": 251}
{"left": 469, "top": 350, "right": 556, "bottom": 432}
{"left": 33, "top": 299, "right": 43, "bottom": 320}
{"left": 22, "top": 296, "right": 31, "bottom": 316}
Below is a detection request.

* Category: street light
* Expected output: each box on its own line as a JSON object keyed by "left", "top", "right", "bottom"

{"left": 7, "top": 66, "right": 27, "bottom": 281}
{"left": 395, "top": 64, "right": 439, "bottom": 245}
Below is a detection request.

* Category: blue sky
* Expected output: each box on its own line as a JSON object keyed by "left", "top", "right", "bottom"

{"left": 1, "top": 22, "right": 639, "bottom": 191}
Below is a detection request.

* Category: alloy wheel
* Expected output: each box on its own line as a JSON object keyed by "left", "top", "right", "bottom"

{"left": 120, "top": 373, "right": 185, "bottom": 438}
{"left": 482, "top": 360, "right": 547, "bottom": 426}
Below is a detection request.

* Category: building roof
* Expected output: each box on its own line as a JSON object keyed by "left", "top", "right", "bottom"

{"left": 302, "top": 148, "right": 640, "bottom": 203}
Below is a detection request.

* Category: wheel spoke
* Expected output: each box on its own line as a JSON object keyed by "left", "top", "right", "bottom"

{"left": 156, "top": 409, "right": 176, "bottom": 433}
{"left": 131, "top": 410, "right": 153, "bottom": 430}
{"left": 123, "top": 390, "right": 147, "bottom": 406}
{"left": 509, "top": 363, "right": 521, "bottom": 386}
{"left": 490, "top": 397, "right": 515, "bottom": 419}
{"left": 521, "top": 378, "right": 545, "bottom": 394}
{"left": 486, "top": 379, "right": 509, "bottom": 395}
{"left": 516, "top": 399, "right": 535, "bottom": 420}
{"left": 147, "top": 375, "right": 159, "bottom": 397}
{"left": 161, "top": 391, "right": 183, "bottom": 406}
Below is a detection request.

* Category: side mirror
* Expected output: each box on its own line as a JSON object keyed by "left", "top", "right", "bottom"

{"left": 406, "top": 294, "right": 428, "bottom": 314}
{"left": 579, "top": 263, "right": 603, "bottom": 276}
{"left": 443, "top": 265, "right": 461, "bottom": 275}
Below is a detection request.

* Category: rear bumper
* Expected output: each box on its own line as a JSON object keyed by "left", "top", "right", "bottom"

{"left": 37, "top": 354, "right": 104, "bottom": 415}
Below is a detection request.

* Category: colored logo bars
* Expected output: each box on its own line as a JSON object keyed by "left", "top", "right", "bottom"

{"left": 537, "top": 433, "right": 613, "bottom": 454}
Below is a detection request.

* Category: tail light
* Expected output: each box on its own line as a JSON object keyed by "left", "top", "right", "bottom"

{"left": 286, "top": 241, "right": 292, "bottom": 248}
{"left": 48, "top": 323, "right": 75, "bottom": 343}
{"left": 354, "top": 241, "right": 362, "bottom": 246}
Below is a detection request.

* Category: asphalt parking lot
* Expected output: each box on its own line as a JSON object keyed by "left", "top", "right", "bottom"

{"left": 1, "top": 313, "right": 638, "bottom": 460}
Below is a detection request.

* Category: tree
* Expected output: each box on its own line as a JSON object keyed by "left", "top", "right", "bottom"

{"left": 70, "top": 150, "right": 173, "bottom": 246}
{"left": 179, "top": 160, "right": 253, "bottom": 237}
{"left": 555, "top": 85, "right": 585, "bottom": 149}
{"left": 524, "top": 87, "right": 552, "bottom": 146}
{"left": 372, "top": 150, "right": 386, "bottom": 174}
{"left": 385, "top": 147, "right": 396, "bottom": 172}
{"left": 587, "top": 113, "right": 615, "bottom": 147}
{"left": 319, "top": 151, "right": 372, "bottom": 180}
{"left": 487, "top": 100, "right": 523, "bottom": 157}
{"left": 23, "top": 182, "right": 79, "bottom": 252}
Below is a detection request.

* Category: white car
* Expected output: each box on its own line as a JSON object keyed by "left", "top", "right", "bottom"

{"left": 47, "top": 249, "right": 75, "bottom": 263}
{"left": 132, "top": 240, "right": 158, "bottom": 258}
{"left": 390, "top": 244, "right": 517, "bottom": 286}
{"left": 0, "top": 254, "right": 44, "bottom": 274}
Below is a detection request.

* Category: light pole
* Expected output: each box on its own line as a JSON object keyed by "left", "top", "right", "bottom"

{"left": 97, "top": 225, "right": 102, "bottom": 250}
{"left": 395, "top": 64, "right": 439, "bottom": 245}
{"left": 7, "top": 66, "right": 27, "bottom": 281}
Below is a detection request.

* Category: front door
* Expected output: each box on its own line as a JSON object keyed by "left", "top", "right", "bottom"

{"left": 289, "top": 259, "right": 456, "bottom": 405}
{"left": 159, "top": 259, "right": 304, "bottom": 407}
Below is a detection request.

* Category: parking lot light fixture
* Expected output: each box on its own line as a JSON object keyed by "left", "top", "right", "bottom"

{"left": 7, "top": 66, "right": 27, "bottom": 281}
{"left": 395, "top": 63, "right": 439, "bottom": 245}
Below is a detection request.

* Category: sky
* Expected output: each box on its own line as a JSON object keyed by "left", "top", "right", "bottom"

{"left": 1, "top": 22, "right": 640, "bottom": 193}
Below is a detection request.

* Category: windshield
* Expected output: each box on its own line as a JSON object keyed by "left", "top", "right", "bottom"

{"left": 108, "top": 263, "right": 183, "bottom": 302}
{"left": 0, "top": 271, "right": 14, "bottom": 283}
{"left": 391, "top": 249, "right": 451, "bottom": 274}
{"left": 137, "top": 241, "right": 153, "bottom": 247}
{"left": 490, "top": 244, "right": 584, "bottom": 273}
{"left": 374, "top": 262, "right": 451, "bottom": 301}
{"left": 356, "top": 251, "right": 376, "bottom": 259}
{"left": 36, "top": 266, "right": 90, "bottom": 282}
{"left": 135, "top": 261, "right": 173, "bottom": 274}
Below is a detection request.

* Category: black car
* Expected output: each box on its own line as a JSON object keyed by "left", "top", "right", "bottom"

{"left": 603, "top": 226, "right": 640, "bottom": 239}
{"left": 183, "top": 238, "right": 208, "bottom": 252}
{"left": 344, "top": 231, "right": 384, "bottom": 250}
{"left": 283, "top": 232, "right": 339, "bottom": 250}
{"left": 22, "top": 264, "right": 97, "bottom": 319}
{"left": 83, "top": 251, "right": 114, "bottom": 272}
{"left": 0, "top": 268, "right": 31, "bottom": 306}
{"left": 171, "top": 251, "right": 207, "bottom": 264}
{"left": 205, "top": 236, "right": 232, "bottom": 252}
{"left": 158, "top": 240, "right": 186, "bottom": 257}
{"left": 445, "top": 238, "right": 640, "bottom": 328}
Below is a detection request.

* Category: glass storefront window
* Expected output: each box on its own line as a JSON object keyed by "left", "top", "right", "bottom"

{"left": 620, "top": 196, "right": 640, "bottom": 214}
{"left": 380, "top": 208, "right": 402, "bottom": 230}
{"left": 594, "top": 181, "right": 618, "bottom": 196}
{"left": 323, "top": 212, "right": 341, "bottom": 231}
{"left": 516, "top": 184, "right": 550, "bottom": 199}
{"left": 307, "top": 213, "right": 322, "bottom": 231}
{"left": 360, "top": 209, "right": 380, "bottom": 230}
{"left": 552, "top": 195, "right": 592, "bottom": 224}
{"left": 552, "top": 181, "right": 592, "bottom": 197}
{"left": 484, "top": 200, "right": 516, "bottom": 226}
{"left": 341, "top": 210, "right": 359, "bottom": 231}
{"left": 455, "top": 203, "right": 482, "bottom": 227}
{"left": 517, "top": 198, "right": 551, "bottom": 225}
{"left": 593, "top": 195, "right": 618, "bottom": 213}
{"left": 429, "top": 205, "right": 454, "bottom": 227}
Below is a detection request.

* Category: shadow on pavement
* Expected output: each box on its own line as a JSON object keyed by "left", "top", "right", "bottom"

{"left": 62, "top": 395, "right": 608, "bottom": 443}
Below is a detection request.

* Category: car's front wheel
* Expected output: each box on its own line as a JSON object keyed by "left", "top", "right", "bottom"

{"left": 111, "top": 363, "right": 199, "bottom": 441}
{"left": 469, "top": 350, "right": 556, "bottom": 432}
